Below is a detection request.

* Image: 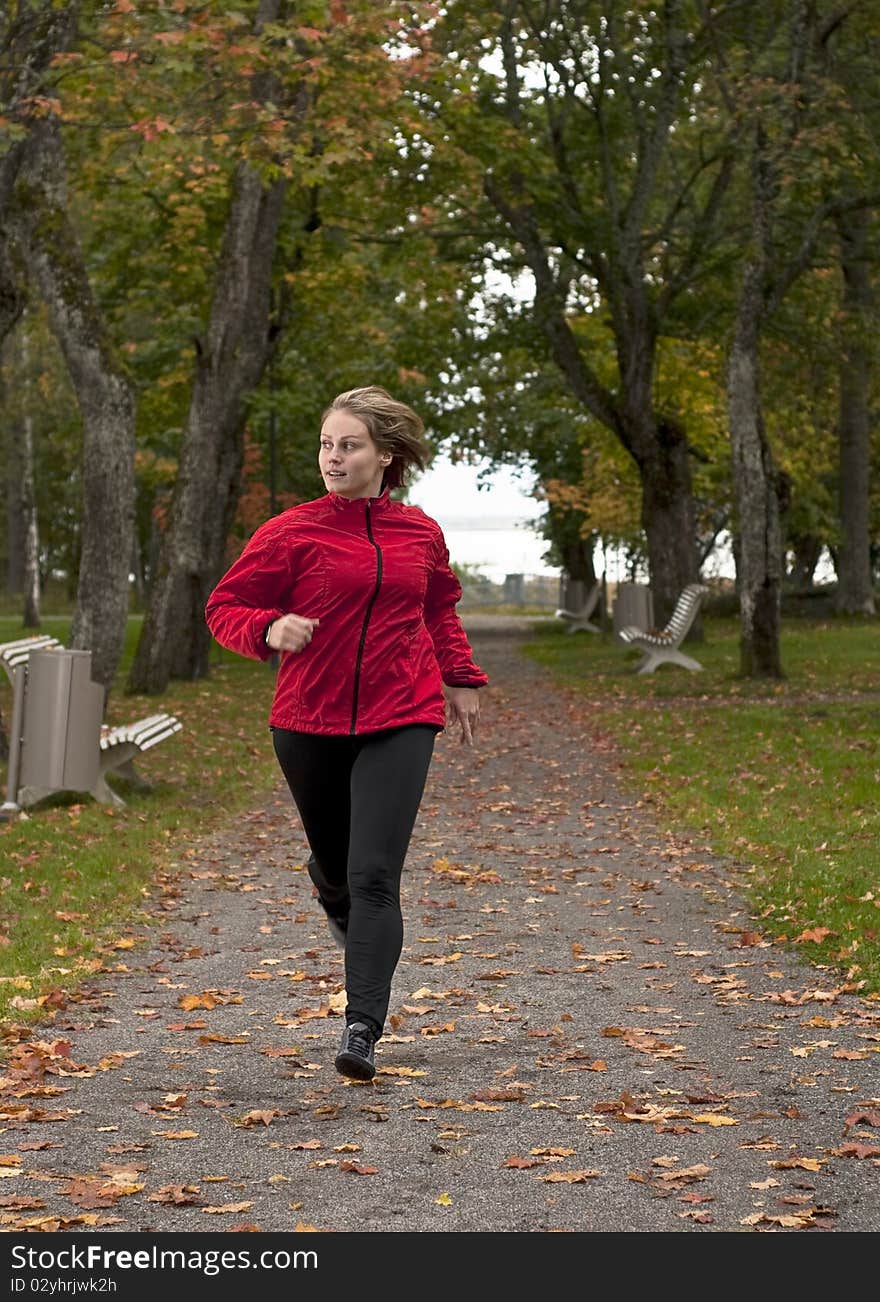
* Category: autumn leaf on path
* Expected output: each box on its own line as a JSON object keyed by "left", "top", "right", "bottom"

{"left": 834, "top": 1142, "right": 880, "bottom": 1159}
{"left": 202, "top": 1202, "right": 254, "bottom": 1215}
{"left": 651, "top": 1164, "right": 711, "bottom": 1184}
{"left": 0, "top": 1195, "right": 45, "bottom": 1211}
{"left": 540, "top": 1170, "right": 601, "bottom": 1182}
{"left": 573, "top": 948, "right": 630, "bottom": 964}
{"left": 178, "top": 992, "right": 218, "bottom": 1011}
{"left": 741, "top": 1207, "right": 831, "bottom": 1229}
{"left": 148, "top": 1185, "right": 202, "bottom": 1205}
{"left": 232, "top": 1110, "right": 281, "bottom": 1128}
{"left": 339, "top": 1162, "right": 378, "bottom": 1175}
{"left": 845, "top": 1105, "right": 880, "bottom": 1130}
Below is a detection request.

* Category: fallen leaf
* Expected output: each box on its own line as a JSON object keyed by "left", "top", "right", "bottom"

{"left": 147, "top": 1185, "right": 201, "bottom": 1205}
{"left": 232, "top": 1110, "right": 280, "bottom": 1128}
{"left": 794, "top": 927, "right": 832, "bottom": 944}
{"left": 835, "top": 1142, "right": 880, "bottom": 1159}
{"left": 540, "top": 1170, "right": 601, "bottom": 1183}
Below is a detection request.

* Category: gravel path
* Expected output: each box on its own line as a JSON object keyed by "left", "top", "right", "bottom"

{"left": 2, "top": 624, "right": 878, "bottom": 1234}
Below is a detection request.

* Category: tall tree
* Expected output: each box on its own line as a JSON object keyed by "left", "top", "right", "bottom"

{"left": 127, "top": 147, "right": 288, "bottom": 691}
{"left": 127, "top": 0, "right": 422, "bottom": 690}
{"left": 0, "top": 1, "right": 78, "bottom": 343}
{"left": 12, "top": 119, "right": 136, "bottom": 692}
{"left": 407, "top": 0, "right": 743, "bottom": 622}
{"left": 17, "top": 315, "right": 40, "bottom": 627}
{"left": 816, "top": 2, "right": 880, "bottom": 614}
{"left": 727, "top": 123, "right": 785, "bottom": 676}
{"left": 719, "top": 1, "right": 879, "bottom": 674}
{"left": 834, "top": 208, "right": 877, "bottom": 615}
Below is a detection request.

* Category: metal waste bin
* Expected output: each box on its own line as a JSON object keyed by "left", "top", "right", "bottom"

{"left": 19, "top": 649, "right": 103, "bottom": 794}
{"left": 613, "top": 583, "right": 654, "bottom": 644}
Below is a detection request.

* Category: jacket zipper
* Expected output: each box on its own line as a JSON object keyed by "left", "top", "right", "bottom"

{"left": 350, "top": 500, "right": 383, "bottom": 733}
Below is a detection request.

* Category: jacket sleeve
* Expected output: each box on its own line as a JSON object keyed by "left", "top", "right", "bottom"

{"left": 205, "top": 519, "right": 291, "bottom": 662}
{"left": 423, "top": 532, "right": 489, "bottom": 688}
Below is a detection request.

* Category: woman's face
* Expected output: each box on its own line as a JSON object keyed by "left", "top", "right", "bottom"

{"left": 319, "top": 410, "right": 389, "bottom": 500}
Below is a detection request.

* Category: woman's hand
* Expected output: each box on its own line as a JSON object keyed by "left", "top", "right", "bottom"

{"left": 444, "top": 686, "right": 481, "bottom": 746}
{"left": 266, "top": 614, "right": 319, "bottom": 653}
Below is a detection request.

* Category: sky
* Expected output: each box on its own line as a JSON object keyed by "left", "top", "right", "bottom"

{"left": 406, "top": 452, "right": 543, "bottom": 527}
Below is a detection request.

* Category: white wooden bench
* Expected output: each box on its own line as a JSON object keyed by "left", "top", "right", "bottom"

{"left": 618, "top": 583, "right": 709, "bottom": 673}
{"left": 0, "top": 634, "right": 62, "bottom": 682}
{"left": 95, "top": 713, "right": 183, "bottom": 807}
{"left": 0, "top": 635, "right": 181, "bottom": 812}
{"left": 555, "top": 580, "right": 601, "bottom": 634}
{"left": 1, "top": 636, "right": 63, "bottom": 817}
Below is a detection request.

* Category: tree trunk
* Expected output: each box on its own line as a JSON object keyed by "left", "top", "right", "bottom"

{"left": 635, "top": 417, "right": 699, "bottom": 627}
{"left": 728, "top": 259, "right": 784, "bottom": 678}
{"left": 0, "top": 239, "right": 25, "bottom": 354}
{"left": 13, "top": 121, "right": 136, "bottom": 695}
{"left": 835, "top": 208, "right": 876, "bottom": 616}
{"left": 19, "top": 321, "right": 41, "bottom": 628}
{"left": 2, "top": 349, "right": 25, "bottom": 597}
{"left": 485, "top": 178, "right": 699, "bottom": 626}
{"left": 128, "top": 162, "right": 287, "bottom": 693}
{"left": 788, "top": 534, "right": 823, "bottom": 590}
{"left": 561, "top": 534, "right": 596, "bottom": 613}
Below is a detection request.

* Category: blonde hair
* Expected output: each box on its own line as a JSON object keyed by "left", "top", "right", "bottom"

{"left": 322, "top": 386, "right": 430, "bottom": 490}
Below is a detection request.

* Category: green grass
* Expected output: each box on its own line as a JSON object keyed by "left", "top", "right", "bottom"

{"left": 0, "top": 615, "right": 280, "bottom": 1030}
{"left": 523, "top": 615, "right": 880, "bottom": 993}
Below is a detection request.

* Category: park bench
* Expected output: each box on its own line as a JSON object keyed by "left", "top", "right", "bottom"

{"left": 555, "top": 581, "right": 601, "bottom": 634}
{"left": 95, "top": 713, "right": 183, "bottom": 807}
{"left": 618, "top": 583, "right": 709, "bottom": 674}
{"left": 0, "top": 634, "right": 182, "bottom": 813}
{"left": 0, "top": 633, "right": 62, "bottom": 681}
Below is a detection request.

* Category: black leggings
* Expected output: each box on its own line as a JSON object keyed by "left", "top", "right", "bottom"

{"left": 272, "top": 725, "right": 436, "bottom": 1038}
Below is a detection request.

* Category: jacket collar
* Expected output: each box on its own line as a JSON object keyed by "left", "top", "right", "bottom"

{"left": 326, "top": 487, "right": 392, "bottom": 515}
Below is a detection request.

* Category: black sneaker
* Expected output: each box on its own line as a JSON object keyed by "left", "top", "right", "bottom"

{"left": 335, "top": 1021, "right": 376, "bottom": 1081}
{"left": 318, "top": 899, "right": 348, "bottom": 948}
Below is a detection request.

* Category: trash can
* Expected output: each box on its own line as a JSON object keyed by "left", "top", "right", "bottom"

{"left": 19, "top": 649, "right": 103, "bottom": 794}
{"left": 613, "top": 583, "right": 654, "bottom": 644}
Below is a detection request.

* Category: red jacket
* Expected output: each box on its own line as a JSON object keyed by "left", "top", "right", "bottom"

{"left": 205, "top": 489, "right": 488, "bottom": 735}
